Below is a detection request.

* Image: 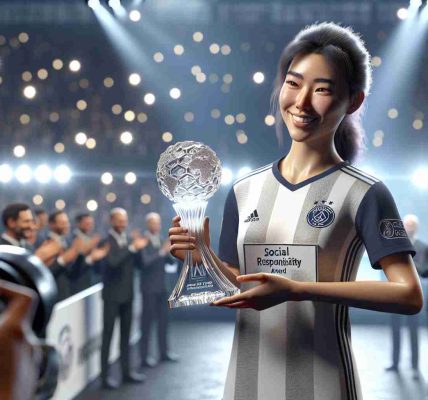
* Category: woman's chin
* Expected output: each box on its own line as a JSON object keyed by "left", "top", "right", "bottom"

{"left": 287, "top": 128, "right": 313, "bottom": 143}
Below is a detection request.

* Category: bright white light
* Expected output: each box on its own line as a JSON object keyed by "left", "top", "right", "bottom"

{"left": 397, "top": 8, "right": 408, "bottom": 19}
{"left": 54, "top": 165, "right": 72, "bottom": 184}
{"left": 87, "top": 200, "right": 98, "bottom": 211}
{"left": 69, "top": 60, "right": 81, "bottom": 72}
{"left": 101, "top": 172, "right": 113, "bottom": 185}
{"left": 253, "top": 72, "right": 265, "bottom": 84}
{"left": 88, "top": 0, "right": 101, "bottom": 9}
{"left": 15, "top": 164, "right": 32, "bottom": 183}
{"left": 108, "top": 0, "right": 121, "bottom": 9}
{"left": 411, "top": 168, "right": 428, "bottom": 189}
{"left": 221, "top": 168, "right": 233, "bottom": 185}
{"left": 129, "top": 73, "right": 141, "bottom": 86}
{"left": 144, "top": 93, "right": 155, "bottom": 105}
{"left": 169, "top": 88, "right": 181, "bottom": 99}
{"left": 23, "top": 85, "right": 36, "bottom": 99}
{"left": 0, "top": 164, "right": 13, "bottom": 183}
{"left": 125, "top": 172, "right": 137, "bottom": 185}
{"left": 358, "top": 165, "right": 378, "bottom": 179}
{"left": 129, "top": 10, "right": 141, "bottom": 22}
{"left": 75, "top": 132, "right": 87, "bottom": 145}
{"left": 120, "top": 131, "right": 133, "bottom": 145}
{"left": 237, "top": 166, "right": 251, "bottom": 178}
{"left": 13, "top": 145, "right": 26, "bottom": 158}
{"left": 34, "top": 164, "right": 52, "bottom": 184}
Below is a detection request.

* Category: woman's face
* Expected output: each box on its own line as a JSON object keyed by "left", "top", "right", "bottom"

{"left": 279, "top": 52, "right": 353, "bottom": 145}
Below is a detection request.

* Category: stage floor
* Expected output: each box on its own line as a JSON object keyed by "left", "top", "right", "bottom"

{"left": 75, "top": 320, "right": 428, "bottom": 400}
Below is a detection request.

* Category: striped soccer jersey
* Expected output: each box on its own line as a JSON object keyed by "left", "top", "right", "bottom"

{"left": 218, "top": 159, "right": 415, "bottom": 400}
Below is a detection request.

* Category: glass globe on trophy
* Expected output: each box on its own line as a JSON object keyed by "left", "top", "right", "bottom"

{"left": 157, "top": 141, "right": 239, "bottom": 308}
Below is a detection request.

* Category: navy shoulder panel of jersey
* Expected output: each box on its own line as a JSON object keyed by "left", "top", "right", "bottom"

{"left": 355, "top": 181, "right": 415, "bottom": 269}
{"left": 218, "top": 186, "right": 240, "bottom": 267}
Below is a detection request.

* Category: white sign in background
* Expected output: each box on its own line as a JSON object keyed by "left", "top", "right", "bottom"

{"left": 46, "top": 282, "right": 142, "bottom": 400}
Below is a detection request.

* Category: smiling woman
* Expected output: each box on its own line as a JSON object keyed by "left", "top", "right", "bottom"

{"left": 168, "top": 21, "right": 423, "bottom": 400}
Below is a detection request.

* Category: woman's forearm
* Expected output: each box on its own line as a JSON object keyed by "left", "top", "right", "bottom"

{"left": 297, "top": 280, "right": 423, "bottom": 315}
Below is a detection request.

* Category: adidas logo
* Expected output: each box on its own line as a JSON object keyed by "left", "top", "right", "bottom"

{"left": 244, "top": 209, "right": 259, "bottom": 223}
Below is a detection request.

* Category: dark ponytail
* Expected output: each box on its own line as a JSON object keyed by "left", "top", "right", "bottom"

{"left": 272, "top": 22, "right": 372, "bottom": 163}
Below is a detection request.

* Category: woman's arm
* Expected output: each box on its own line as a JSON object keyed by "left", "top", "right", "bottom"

{"left": 213, "top": 252, "right": 423, "bottom": 315}
{"left": 298, "top": 253, "right": 423, "bottom": 314}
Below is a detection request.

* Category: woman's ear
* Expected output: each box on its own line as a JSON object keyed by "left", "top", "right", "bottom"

{"left": 346, "top": 91, "right": 365, "bottom": 114}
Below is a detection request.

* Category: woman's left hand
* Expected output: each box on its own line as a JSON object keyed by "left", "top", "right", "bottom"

{"left": 212, "top": 273, "right": 302, "bottom": 311}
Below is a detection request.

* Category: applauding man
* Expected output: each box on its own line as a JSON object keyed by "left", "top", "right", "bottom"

{"left": 100, "top": 208, "right": 148, "bottom": 390}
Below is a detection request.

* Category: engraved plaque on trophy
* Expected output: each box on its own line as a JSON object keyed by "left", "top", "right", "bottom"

{"left": 157, "top": 141, "right": 239, "bottom": 308}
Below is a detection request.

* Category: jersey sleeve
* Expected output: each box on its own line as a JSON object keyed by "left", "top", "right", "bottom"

{"left": 355, "top": 181, "right": 415, "bottom": 269}
{"left": 218, "top": 186, "right": 240, "bottom": 267}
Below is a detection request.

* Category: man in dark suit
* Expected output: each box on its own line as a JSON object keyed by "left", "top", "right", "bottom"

{"left": 140, "top": 212, "right": 178, "bottom": 368}
{"left": 386, "top": 214, "right": 428, "bottom": 380}
{"left": 100, "top": 207, "right": 148, "bottom": 390}
{"left": 70, "top": 213, "right": 102, "bottom": 293}
{"left": 45, "top": 210, "right": 84, "bottom": 301}
{"left": 34, "top": 208, "right": 49, "bottom": 248}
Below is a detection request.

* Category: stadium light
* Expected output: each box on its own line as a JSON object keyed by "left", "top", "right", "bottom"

{"left": 15, "top": 164, "right": 33, "bottom": 184}
{"left": 87, "top": 0, "right": 101, "bottom": 9}
{"left": 221, "top": 168, "right": 233, "bottom": 185}
{"left": 101, "top": 172, "right": 113, "bottom": 185}
{"left": 34, "top": 164, "right": 53, "bottom": 184}
{"left": 54, "top": 165, "right": 72, "bottom": 184}
{"left": 237, "top": 166, "right": 251, "bottom": 178}
{"left": 0, "top": 164, "right": 13, "bottom": 183}
{"left": 411, "top": 167, "right": 428, "bottom": 189}
{"left": 125, "top": 172, "right": 137, "bottom": 184}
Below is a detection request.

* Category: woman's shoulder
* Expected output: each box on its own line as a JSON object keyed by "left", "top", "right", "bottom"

{"left": 232, "top": 162, "right": 274, "bottom": 188}
{"left": 339, "top": 162, "right": 382, "bottom": 187}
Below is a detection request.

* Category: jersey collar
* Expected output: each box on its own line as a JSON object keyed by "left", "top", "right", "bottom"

{"left": 272, "top": 158, "right": 349, "bottom": 191}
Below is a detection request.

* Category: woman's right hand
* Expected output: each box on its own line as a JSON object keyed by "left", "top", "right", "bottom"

{"left": 169, "top": 216, "right": 211, "bottom": 263}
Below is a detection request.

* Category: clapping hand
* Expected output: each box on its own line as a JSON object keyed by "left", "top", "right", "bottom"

{"left": 89, "top": 243, "right": 110, "bottom": 263}
{"left": 34, "top": 240, "right": 62, "bottom": 264}
{"left": 132, "top": 236, "right": 149, "bottom": 251}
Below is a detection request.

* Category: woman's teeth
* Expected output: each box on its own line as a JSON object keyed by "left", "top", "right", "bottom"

{"left": 292, "top": 114, "right": 316, "bottom": 123}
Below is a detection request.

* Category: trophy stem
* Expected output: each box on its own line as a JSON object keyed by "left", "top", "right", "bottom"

{"left": 169, "top": 201, "right": 239, "bottom": 308}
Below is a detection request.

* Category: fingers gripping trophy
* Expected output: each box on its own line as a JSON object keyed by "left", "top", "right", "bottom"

{"left": 157, "top": 141, "right": 239, "bottom": 307}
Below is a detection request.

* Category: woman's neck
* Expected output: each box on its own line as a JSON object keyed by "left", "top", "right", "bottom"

{"left": 279, "top": 140, "right": 343, "bottom": 185}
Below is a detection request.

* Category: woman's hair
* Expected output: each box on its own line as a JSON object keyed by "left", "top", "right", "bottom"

{"left": 272, "top": 22, "right": 372, "bottom": 163}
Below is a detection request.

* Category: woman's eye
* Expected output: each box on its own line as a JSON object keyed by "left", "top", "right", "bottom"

{"left": 316, "top": 87, "right": 331, "bottom": 93}
{"left": 285, "top": 80, "right": 297, "bottom": 86}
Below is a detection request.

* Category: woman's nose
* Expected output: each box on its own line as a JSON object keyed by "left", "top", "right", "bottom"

{"left": 295, "top": 88, "right": 312, "bottom": 110}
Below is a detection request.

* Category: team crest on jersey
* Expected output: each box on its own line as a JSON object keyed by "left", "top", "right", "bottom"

{"left": 306, "top": 201, "right": 335, "bottom": 228}
{"left": 379, "top": 219, "right": 408, "bottom": 239}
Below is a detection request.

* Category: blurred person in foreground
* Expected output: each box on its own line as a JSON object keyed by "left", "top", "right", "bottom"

{"left": 139, "top": 212, "right": 178, "bottom": 368}
{"left": 386, "top": 214, "right": 428, "bottom": 380}
{"left": 100, "top": 207, "right": 148, "bottom": 390}
{"left": 0, "top": 280, "right": 42, "bottom": 400}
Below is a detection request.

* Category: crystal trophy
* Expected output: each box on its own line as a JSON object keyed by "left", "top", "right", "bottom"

{"left": 157, "top": 141, "right": 239, "bottom": 308}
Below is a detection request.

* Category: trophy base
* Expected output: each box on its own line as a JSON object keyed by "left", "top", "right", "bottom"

{"left": 168, "top": 289, "right": 236, "bottom": 308}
